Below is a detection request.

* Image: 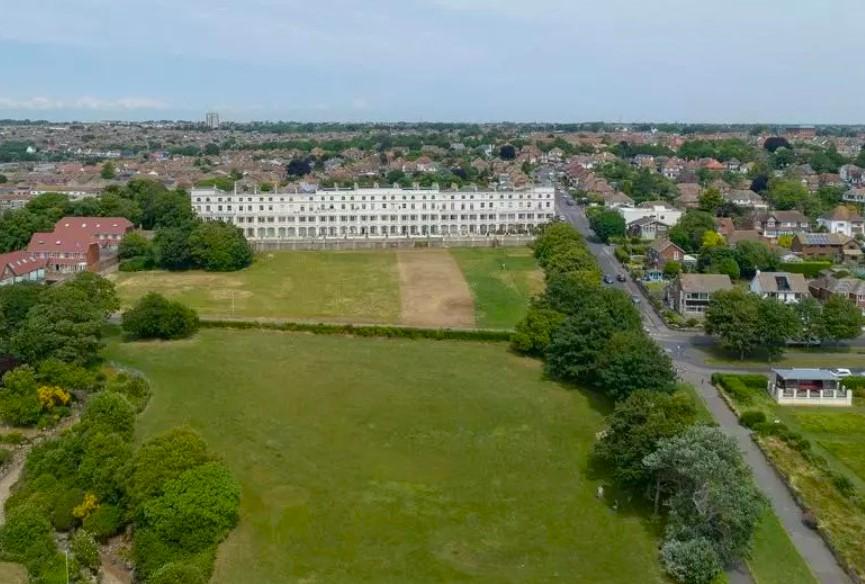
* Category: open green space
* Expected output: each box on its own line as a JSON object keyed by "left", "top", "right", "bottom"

{"left": 747, "top": 510, "right": 817, "bottom": 584}
{"left": 105, "top": 329, "right": 666, "bottom": 584}
{"left": 114, "top": 250, "right": 401, "bottom": 323}
{"left": 450, "top": 247, "right": 544, "bottom": 329}
{"left": 704, "top": 346, "right": 865, "bottom": 369}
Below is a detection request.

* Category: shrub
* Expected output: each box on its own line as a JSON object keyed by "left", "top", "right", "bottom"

{"left": 739, "top": 410, "right": 767, "bottom": 429}
{"left": 70, "top": 529, "right": 100, "bottom": 572}
{"left": 661, "top": 537, "right": 722, "bottom": 584}
{"left": 0, "top": 366, "right": 43, "bottom": 426}
{"left": 50, "top": 488, "right": 84, "bottom": 532}
{"left": 150, "top": 562, "right": 207, "bottom": 584}
{"left": 82, "top": 503, "right": 122, "bottom": 541}
{"left": 122, "top": 293, "right": 199, "bottom": 341}
{"left": 106, "top": 372, "right": 151, "bottom": 412}
{"left": 0, "top": 505, "right": 58, "bottom": 574}
{"left": 0, "top": 432, "right": 25, "bottom": 445}
{"left": 831, "top": 473, "right": 857, "bottom": 498}
{"left": 779, "top": 261, "right": 832, "bottom": 278}
{"left": 120, "top": 256, "right": 154, "bottom": 272}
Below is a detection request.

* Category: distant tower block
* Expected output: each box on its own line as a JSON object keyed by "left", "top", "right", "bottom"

{"left": 205, "top": 112, "right": 220, "bottom": 129}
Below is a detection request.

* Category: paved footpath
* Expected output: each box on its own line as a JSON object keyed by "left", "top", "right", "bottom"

{"left": 561, "top": 199, "right": 851, "bottom": 584}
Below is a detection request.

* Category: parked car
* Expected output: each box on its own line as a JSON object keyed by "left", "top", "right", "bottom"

{"left": 603, "top": 275, "right": 614, "bottom": 284}
{"left": 616, "top": 274, "right": 626, "bottom": 282}
{"left": 832, "top": 368, "right": 852, "bottom": 378}
{"left": 631, "top": 296, "right": 641, "bottom": 305}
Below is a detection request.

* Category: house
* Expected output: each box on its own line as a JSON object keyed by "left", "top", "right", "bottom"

{"left": 809, "top": 276, "right": 865, "bottom": 314}
{"left": 662, "top": 158, "right": 685, "bottom": 179}
{"left": 792, "top": 233, "right": 863, "bottom": 264}
{"left": 54, "top": 217, "right": 134, "bottom": 251}
{"left": 26, "top": 232, "right": 100, "bottom": 276}
{"left": 753, "top": 210, "right": 810, "bottom": 238}
{"left": 843, "top": 187, "right": 865, "bottom": 204}
{"left": 817, "top": 206, "right": 864, "bottom": 238}
{"left": 646, "top": 239, "right": 686, "bottom": 269}
{"left": 727, "top": 230, "right": 763, "bottom": 245}
{"left": 627, "top": 217, "right": 669, "bottom": 241}
{"left": 769, "top": 369, "right": 852, "bottom": 407}
{"left": 839, "top": 164, "right": 865, "bottom": 186}
{"left": 666, "top": 273, "right": 733, "bottom": 318}
{"left": 30, "top": 185, "right": 102, "bottom": 200}
{"left": 749, "top": 271, "right": 809, "bottom": 304}
{"left": 619, "top": 202, "right": 682, "bottom": 228}
{"left": 675, "top": 183, "right": 701, "bottom": 208}
{"left": 600, "top": 191, "right": 634, "bottom": 209}
{"left": 0, "top": 251, "right": 47, "bottom": 286}
{"left": 723, "top": 189, "right": 768, "bottom": 209}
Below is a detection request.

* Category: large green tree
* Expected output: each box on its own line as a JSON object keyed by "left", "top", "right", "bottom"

{"left": 122, "top": 293, "right": 199, "bottom": 341}
{"left": 669, "top": 210, "right": 716, "bottom": 253}
{"left": 588, "top": 209, "right": 626, "bottom": 243}
{"left": 593, "top": 332, "right": 677, "bottom": 400}
{"left": 187, "top": 221, "right": 253, "bottom": 272}
{"left": 704, "top": 289, "right": 761, "bottom": 359}
{"left": 821, "top": 295, "right": 865, "bottom": 344}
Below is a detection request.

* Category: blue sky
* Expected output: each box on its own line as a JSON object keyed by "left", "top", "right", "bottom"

{"left": 1, "top": 0, "right": 863, "bottom": 123}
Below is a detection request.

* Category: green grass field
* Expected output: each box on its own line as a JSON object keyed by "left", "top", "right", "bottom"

{"left": 106, "top": 329, "right": 665, "bottom": 584}
{"left": 787, "top": 407, "right": 865, "bottom": 485}
{"left": 748, "top": 510, "right": 817, "bottom": 584}
{"left": 705, "top": 347, "right": 865, "bottom": 369}
{"left": 113, "top": 248, "right": 542, "bottom": 329}
{"left": 450, "top": 247, "right": 544, "bottom": 329}
{"left": 114, "top": 251, "right": 401, "bottom": 323}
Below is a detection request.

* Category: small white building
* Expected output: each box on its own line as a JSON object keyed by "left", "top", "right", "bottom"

{"left": 750, "top": 271, "right": 809, "bottom": 304}
{"left": 769, "top": 369, "right": 853, "bottom": 407}
{"left": 618, "top": 202, "right": 682, "bottom": 228}
{"left": 817, "top": 206, "right": 865, "bottom": 238}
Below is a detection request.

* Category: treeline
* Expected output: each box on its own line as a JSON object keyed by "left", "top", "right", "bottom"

{"left": 706, "top": 289, "right": 864, "bottom": 360}
{"left": 0, "top": 273, "right": 234, "bottom": 582}
{"left": 512, "top": 223, "right": 765, "bottom": 584}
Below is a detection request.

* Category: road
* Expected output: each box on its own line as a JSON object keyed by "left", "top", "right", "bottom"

{"left": 557, "top": 192, "right": 852, "bottom": 584}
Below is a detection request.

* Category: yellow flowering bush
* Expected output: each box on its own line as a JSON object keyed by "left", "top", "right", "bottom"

{"left": 73, "top": 493, "right": 99, "bottom": 519}
{"left": 36, "top": 386, "right": 71, "bottom": 410}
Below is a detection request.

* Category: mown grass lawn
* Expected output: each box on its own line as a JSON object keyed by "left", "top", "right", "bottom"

{"left": 106, "top": 329, "right": 666, "bottom": 584}
{"left": 748, "top": 510, "right": 817, "bottom": 584}
{"left": 704, "top": 346, "right": 865, "bottom": 369}
{"left": 114, "top": 251, "right": 401, "bottom": 323}
{"left": 450, "top": 247, "right": 543, "bottom": 329}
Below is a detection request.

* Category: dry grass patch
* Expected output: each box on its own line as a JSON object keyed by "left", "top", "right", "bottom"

{"left": 397, "top": 250, "right": 475, "bottom": 328}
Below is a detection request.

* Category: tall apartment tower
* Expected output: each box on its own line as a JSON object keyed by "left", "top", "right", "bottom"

{"left": 205, "top": 112, "right": 220, "bottom": 129}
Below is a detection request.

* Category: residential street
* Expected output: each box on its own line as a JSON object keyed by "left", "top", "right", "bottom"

{"left": 558, "top": 193, "right": 852, "bottom": 584}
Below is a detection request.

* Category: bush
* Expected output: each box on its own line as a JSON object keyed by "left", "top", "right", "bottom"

{"left": 0, "top": 366, "right": 43, "bottom": 427}
{"left": 122, "top": 293, "right": 199, "bottom": 341}
{"left": 81, "top": 392, "right": 136, "bottom": 438}
{"left": 106, "top": 372, "right": 151, "bottom": 412}
{"left": 832, "top": 473, "right": 857, "bottom": 498}
{"left": 0, "top": 506, "right": 58, "bottom": 574}
{"left": 82, "top": 503, "right": 122, "bottom": 541}
{"left": 739, "top": 410, "right": 767, "bottom": 429}
{"left": 71, "top": 529, "right": 100, "bottom": 572}
{"left": 714, "top": 374, "right": 768, "bottom": 406}
{"left": 50, "top": 488, "right": 84, "bottom": 532}
{"left": 150, "top": 562, "right": 207, "bottom": 584}
{"left": 119, "top": 256, "right": 154, "bottom": 272}
{"left": 0, "top": 432, "right": 25, "bottom": 445}
{"left": 779, "top": 261, "right": 833, "bottom": 278}
{"left": 661, "top": 537, "right": 723, "bottom": 584}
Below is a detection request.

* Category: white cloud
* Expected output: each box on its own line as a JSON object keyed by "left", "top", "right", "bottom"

{"left": 0, "top": 96, "right": 168, "bottom": 111}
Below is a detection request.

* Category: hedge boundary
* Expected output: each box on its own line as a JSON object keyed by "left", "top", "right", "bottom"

{"left": 199, "top": 319, "right": 514, "bottom": 342}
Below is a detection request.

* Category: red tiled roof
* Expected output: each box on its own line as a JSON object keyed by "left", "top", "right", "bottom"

{"left": 27, "top": 231, "right": 97, "bottom": 255}
{"left": 0, "top": 251, "right": 46, "bottom": 277}
{"left": 55, "top": 216, "right": 133, "bottom": 236}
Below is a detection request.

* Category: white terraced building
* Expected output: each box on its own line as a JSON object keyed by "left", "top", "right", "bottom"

{"left": 191, "top": 184, "right": 557, "bottom": 240}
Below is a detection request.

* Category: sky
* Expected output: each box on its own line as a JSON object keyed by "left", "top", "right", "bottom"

{"left": 1, "top": 0, "right": 864, "bottom": 123}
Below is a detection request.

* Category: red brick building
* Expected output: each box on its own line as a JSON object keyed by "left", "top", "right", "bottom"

{"left": 54, "top": 217, "right": 134, "bottom": 251}
{"left": 26, "top": 232, "right": 100, "bottom": 276}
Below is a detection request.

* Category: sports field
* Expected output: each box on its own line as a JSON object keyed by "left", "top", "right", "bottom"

{"left": 106, "top": 329, "right": 666, "bottom": 584}
{"left": 112, "top": 247, "right": 541, "bottom": 329}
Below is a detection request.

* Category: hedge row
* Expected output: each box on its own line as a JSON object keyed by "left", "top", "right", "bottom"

{"left": 711, "top": 373, "right": 768, "bottom": 406}
{"left": 778, "top": 261, "right": 833, "bottom": 278}
{"left": 199, "top": 319, "right": 513, "bottom": 342}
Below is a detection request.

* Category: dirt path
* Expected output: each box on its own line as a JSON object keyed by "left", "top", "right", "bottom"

{"left": 396, "top": 250, "right": 475, "bottom": 328}
{"left": 0, "top": 454, "right": 26, "bottom": 525}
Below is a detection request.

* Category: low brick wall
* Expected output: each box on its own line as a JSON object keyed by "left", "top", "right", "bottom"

{"left": 252, "top": 235, "right": 534, "bottom": 252}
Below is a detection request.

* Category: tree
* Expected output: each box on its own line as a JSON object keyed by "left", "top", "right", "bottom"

{"left": 0, "top": 366, "right": 42, "bottom": 426}
{"left": 0, "top": 283, "right": 44, "bottom": 350}
{"left": 119, "top": 232, "right": 153, "bottom": 260}
{"left": 499, "top": 144, "right": 516, "bottom": 160}
{"left": 594, "top": 332, "right": 676, "bottom": 401}
{"left": 100, "top": 161, "right": 117, "bottom": 180}
{"left": 644, "top": 426, "right": 765, "bottom": 568}
{"left": 669, "top": 210, "right": 716, "bottom": 253}
{"left": 705, "top": 289, "right": 761, "bottom": 359}
{"left": 734, "top": 241, "right": 778, "bottom": 279}
{"left": 81, "top": 391, "right": 136, "bottom": 439}
{"left": 793, "top": 298, "right": 826, "bottom": 345}
{"left": 700, "top": 230, "right": 725, "bottom": 250}
{"left": 766, "top": 179, "right": 808, "bottom": 210}
{"left": 757, "top": 299, "right": 800, "bottom": 360}
{"left": 821, "top": 295, "right": 865, "bottom": 344}
{"left": 153, "top": 226, "right": 194, "bottom": 270}
{"left": 663, "top": 261, "right": 682, "bottom": 279}
{"left": 588, "top": 209, "right": 626, "bottom": 243}
{"left": 594, "top": 390, "right": 696, "bottom": 490}
{"left": 10, "top": 285, "right": 104, "bottom": 365}
{"left": 286, "top": 158, "right": 312, "bottom": 177}
{"left": 129, "top": 428, "right": 212, "bottom": 505}
{"left": 64, "top": 272, "right": 119, "bottom": 318}
{"left": 187, "top": 221, "right": 253, "bottom": 272}
{"left": 697, "top": 187, "right": 724, "bottom": 214}
{"left": 763, "top": 136, "right": 792, "bottom": 153}
{"left": 511, "top": 305, "right": 566, "bottom": 356}
{"left": 122, "top": 293, "right": 199, "bottom": 341}
{"left": 139, "top": 462, "right": 240, "bottom": 553}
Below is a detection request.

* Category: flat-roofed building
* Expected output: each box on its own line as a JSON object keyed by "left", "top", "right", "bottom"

{"left": 190, "top": 184, "right": 557, "bottom": 240}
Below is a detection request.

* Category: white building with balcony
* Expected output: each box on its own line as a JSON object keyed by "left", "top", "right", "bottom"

{"left": 769, "top": 369, "right": 853, "bottom": 407}
{"left": 190, "top": 183, "right": 557, "bottom": 240}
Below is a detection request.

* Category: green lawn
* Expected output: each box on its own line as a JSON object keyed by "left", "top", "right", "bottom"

{"left": 787, "top": 407, "right": 865, "bottom": 486}
{"left": 450, "top": 247, "right": 544, "bottom": 329}
{"left": 705, "top": 347, "right": 865, "bottom": 369}
{"left": 748, "top": 510, "right": 817, "bottom": 584}
{"left": 106, "top": 330, "right": 666, "bottom": 584}
{"left": 114, "top": 251, "right": 401, "bottom": 323}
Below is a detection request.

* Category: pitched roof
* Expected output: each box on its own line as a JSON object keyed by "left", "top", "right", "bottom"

{"left": 769, "top": 210, "right": 809, "bottom": 224}
{"left": 649, "top": 238, "right": 684, "bottom": 253}
{"left": 821, "top": 206, "right": 864, "bottom": 222}
{"left": 796, "top": 233, "right": 853, "bottom": 246}
{"left": 55, "top": 216, "right": 133, "bottom": 236}
{"left": 811, "top": 276, "right": 865, "bottom": 296}
{"left": 773, "top": 368, "right": 840, "bottom": 381}
{"left": 26, "top": 231, "right": 97, "bottom": 255}
{"left": 0, "top": 251, "right": 46, "bottom": 277}
{"left": 677, "top": 273, "right": 733, "bottom": 293}
{"left": 728, "top": 230, "right": 763, "bottom": 244}
{"left": 753, "top": 272, "right": 809, "bottom": 295}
